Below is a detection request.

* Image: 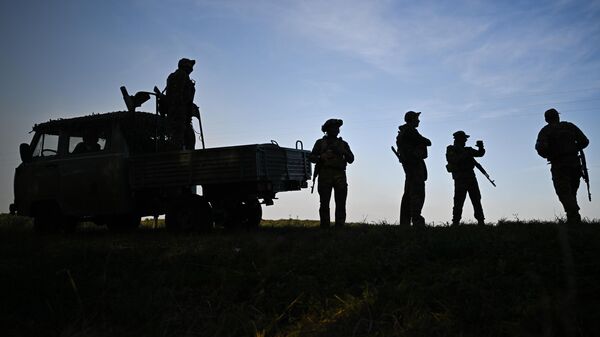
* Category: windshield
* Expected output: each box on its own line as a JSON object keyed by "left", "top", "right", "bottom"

{"left": 31, "top": 133, "right": 59, "bottom": 158}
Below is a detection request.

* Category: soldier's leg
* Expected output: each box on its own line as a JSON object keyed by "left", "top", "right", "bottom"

{"left": 410, "top": 177, "right": 426, "bottom": 226}
{"left": 452, "top": 180, "right": 467, "bottom": 225}
{"left": 184, "top": 123, "right": 196, "bottom": 150}
{"left": 400, "top": 178, "right": 411, "bottom": 225}
{"left": 568, "top": 166, "right": 582, "bottom": 223}
{"left": 468, "top": 178, "right": 485, "bottom": 225}
{"left": 170, "top": 120, "right": 185, "bottom": 149}
{"left": 333, "top": 173, "right": 348, "bottom": 227}
{"left": 552, "top": 166, "right": 580, "bottom": 222}
{"left": 318, "top": 182, "right": 333, "bottom": 228}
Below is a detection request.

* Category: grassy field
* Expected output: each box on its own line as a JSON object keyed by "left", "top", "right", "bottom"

{"left": 1, "top": 214, "right": 599, "bottom": 337}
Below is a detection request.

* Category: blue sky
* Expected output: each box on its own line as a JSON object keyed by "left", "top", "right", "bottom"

{"left": 1, "top": 0, "right": 599, "bottom": 223}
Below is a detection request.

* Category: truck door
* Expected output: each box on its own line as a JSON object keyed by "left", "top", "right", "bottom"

{"left": 15, "top": 132, "right": 61, "bottom": 212}
{"left": 59, "top": 126, "right": 131, "bottom": 217}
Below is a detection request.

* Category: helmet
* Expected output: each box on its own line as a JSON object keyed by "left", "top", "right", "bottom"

{"left": 321, "top": 119, "right": 343, "bottom": 132}
{"left": 404, "top": 111, "right": 421, "bottom": 122}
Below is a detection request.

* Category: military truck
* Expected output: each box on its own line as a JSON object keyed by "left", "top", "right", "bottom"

{"left": 10, "top": 109, "right": 312, "bottom": 232}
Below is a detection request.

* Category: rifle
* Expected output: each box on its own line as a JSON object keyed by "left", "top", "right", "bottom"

{"left": 192, "top": 104, "right": 206, "bottom": 149}
{"left": 391, "top": 146, "right": 402, "bottom": 163}
{"left": 311, "top": 162, "right": 320, "bottom": 194}
{"left": 473, "top": 160, "right": 496, "bottom": 187}
{"left": 580, "top": 149, "right": 592, "bottom": 201}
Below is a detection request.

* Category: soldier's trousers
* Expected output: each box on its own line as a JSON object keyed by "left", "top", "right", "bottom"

{"left": 400, "top": 162, "right": 426, "bottom": 226}
{"left": 551, "top": 164, "right": 581, "bottom": 220}
{"left": 168, "top": 118, "right": 195, "bottom": 150}
{"left": 318, "top": 168, "right": 348, "bottom": 227}
{"left": 452, "top": 176, "right": 484, "bottom": 223}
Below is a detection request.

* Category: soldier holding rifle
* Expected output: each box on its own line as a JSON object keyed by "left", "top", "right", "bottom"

{"left": 309, "top": 119, "right": 354, "bottom": 227}
{"left": 446, "top": 131, "right": 489, "bottom": 226}
{"left": 164, "top": 58, "right": 200, "bottom": 150}
{"left": 535, "top": 108, "right": 590, "bottom": 224}
{"left": 395, "top": 111, "right": 431, "bottom": 227}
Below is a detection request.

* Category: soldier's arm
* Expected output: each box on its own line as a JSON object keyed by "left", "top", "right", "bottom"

{"left": 470, "top": 146, "right": 485, "bottom": 158}
{"left": 308, "top": 140, "right": 322, "bottom": 163}
{"left": 166, "top": 72, "right": 186, "bottom": 101}
{"left": 570, "top": 123, "right": 589, "bottom": 150}
{"left": 415, "top": 130, "right": 432, "bottom": 147}
{"left": 535, "top": 127, "right": 549, "bottom": 159}
{"left": 344, "top": 141, "right": 355, "bottom": 164}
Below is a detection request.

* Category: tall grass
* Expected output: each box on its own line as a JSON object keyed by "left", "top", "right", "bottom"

{"left": 1, "top": 215, "right": 599, "bottom": 336}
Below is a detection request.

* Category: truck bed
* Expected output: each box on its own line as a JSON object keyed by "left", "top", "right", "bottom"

{"left": 129, "top": 144, "right": 312, "bottom": 193}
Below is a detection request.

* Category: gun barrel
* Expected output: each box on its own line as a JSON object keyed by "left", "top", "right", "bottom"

{"left": 474, "top": 160, "right": 496, "bottom": 187}
{"left": 580, "top": 149, "right": 591, "bottom": 202}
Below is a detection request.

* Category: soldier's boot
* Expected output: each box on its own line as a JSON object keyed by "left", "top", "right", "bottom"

{"left": 334, "top": 216, "right": 345, "bottom": 227}
{"left": 334, "top": 208, "right": 346, "bottom": 227}
{"left": 451, "top": 220, "right": 460, "bottom": 226}
{"left": 412, "top": 215, "right": 426, "bottom": 227}
{"left": 566, "top": 212, "right": 581, "bottom": 224}
{"left": 319, "top": 208, "right": 331, "bottom": 228}
{"left": 477, "top": 219, "right": 485, "bottom": 226}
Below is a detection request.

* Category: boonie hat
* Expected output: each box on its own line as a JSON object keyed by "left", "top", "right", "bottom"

{"left": 321, "top": 119, "right": 343, "bottom": 132}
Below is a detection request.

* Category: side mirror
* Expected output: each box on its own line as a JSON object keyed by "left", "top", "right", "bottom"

{"left": 20, "top": 143, "right": 32, "bottom": 162}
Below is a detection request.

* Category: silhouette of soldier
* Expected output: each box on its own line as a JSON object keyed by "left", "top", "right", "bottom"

{"left": 446, "top": 131, "right": 486, "bottom": 226}
{"left": 165, "top": 58, "right": 199, "bottom": 150}
{"left": 535, "top": 108, "right": 589, "bottom": 223}
{"left": 73, "top": 129, "right": 101, "bottom": 154}
{"left": 309, "top": 119, "right": 354, "bottom": 227}
{"left": 396, "top": 111, "right": 431, "bottom": 226}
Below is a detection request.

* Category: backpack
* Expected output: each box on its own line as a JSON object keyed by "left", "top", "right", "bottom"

{"left": 395, "top": 129, "right": 407, "bottom": 163}
{"left": 445, "top": 145, "right": 456, "bottom": 173}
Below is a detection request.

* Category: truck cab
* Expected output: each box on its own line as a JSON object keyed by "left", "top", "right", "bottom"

{"left": 13, "top": 112, "right": 169, "bottom": 231}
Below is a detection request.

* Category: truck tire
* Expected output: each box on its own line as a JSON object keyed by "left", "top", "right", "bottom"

{"left": 34, "top": 214, "right": 60, "bottom": 233}
{"left": 220, "top": 198, "right": 262, "bottom": 229}
{"left": 165, "top": 195, "right": 213, "bottom": 232}
{"left": 106, "top": 214, "right": 140, "bottom": 232}
{"left": 241, "top": 198, "right": 262, "bottom": 229}
{"left": 33, "top": 203, "right": 61, "bottom": 233}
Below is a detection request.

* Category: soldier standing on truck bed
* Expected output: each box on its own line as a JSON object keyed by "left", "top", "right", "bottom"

{"left": 396, "top": 111, "right": 431, "bottom": 227}
{"left": 309, "top": 119, "right": 354, "bottom": 227}
{"left": 165, "top": 58, "right": 199, "bottom": 150}
{"left": 445, "top": 131, "right": 486, "bottom": 226}
{"left": 535, "top": 108, "right": 589, "bottom": 224}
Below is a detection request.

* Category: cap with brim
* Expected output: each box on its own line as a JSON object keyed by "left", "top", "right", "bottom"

{"left": 453, "top": 130, "right": 470, "bottom": 139}
{"left": 404, "top": 111, "right": 421, "bottom": 122}
{"left": 178, "top": 58, "right": 196, "bottom": 68}
{"left": 544, "top": 108, "right": 559, "bottom": 119}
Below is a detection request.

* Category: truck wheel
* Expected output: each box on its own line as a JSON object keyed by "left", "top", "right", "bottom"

{"left": 166, "top": 195, "right": 213, "bottom": 232}
{"left": 33, "top": 205, "right": 61, "bottom": 233}
{"left": 221, "top": 199, "right": 262, "bottom": 229}
{"left": 34, "top": 215, "right": 60, "bottom": 233}
{"left": 62, "top": 217, "right": 78, "bottom": 233}
{"left": 106, "top": 214, "right": 140, "bottom": 232}
{"left": 241, "top": 199, "right": 262, "bottom": 229}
